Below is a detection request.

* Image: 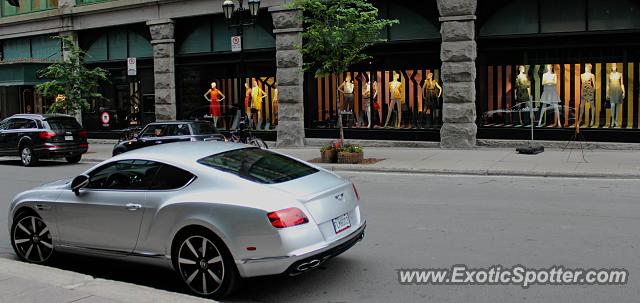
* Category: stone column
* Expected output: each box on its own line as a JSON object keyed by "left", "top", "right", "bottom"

{"left": 270, "top": 7, "right": 305, "bottom": 147}
{"left": 437, "top": 0, "right": 478, "bottom": 148}
{"left": 147, "top": 19, "right": 176, "bottom": 121}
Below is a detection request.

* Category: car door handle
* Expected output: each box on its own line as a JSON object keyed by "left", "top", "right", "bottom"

{"left": 125, "top": 203, "right": 142, "bottom": 211}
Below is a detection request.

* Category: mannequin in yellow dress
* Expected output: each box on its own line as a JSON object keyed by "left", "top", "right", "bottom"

{"left": 251, "top": 79, "right": 266, "bottom": 130}
{"left": 384, "top": 71, "right": 403, "bottom": 128}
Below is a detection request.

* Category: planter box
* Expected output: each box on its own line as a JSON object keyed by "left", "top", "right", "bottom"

{"left": 321, "top": 149, "right": 338, "bottom": 163}
{"left": 337, "top": 151, "right": 364, "bottom": 164}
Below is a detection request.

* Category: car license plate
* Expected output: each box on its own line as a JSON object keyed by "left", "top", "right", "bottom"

{"left": 332, "top": 213, "right": 351, "bottom": 234}
{"left": 65, "top": 136, "right": 73, "bottom": 141}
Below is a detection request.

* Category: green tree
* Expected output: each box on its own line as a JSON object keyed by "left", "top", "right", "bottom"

{"left": 36, "top": 36, "right": 109, "bottom": 115}
{"left": 291, "top": 0, "right": 397, "bottom": 140}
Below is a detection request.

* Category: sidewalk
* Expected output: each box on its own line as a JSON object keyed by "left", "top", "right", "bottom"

{"left": 0, "top": 257, "right": 214, "bottom": 303}
{"left": 85, "top": 141, "right": 640, "bottom": 179}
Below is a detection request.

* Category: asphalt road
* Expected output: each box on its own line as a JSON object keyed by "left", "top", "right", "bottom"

{"left": 1, "top": 158, "right": 639, "bottom": 302}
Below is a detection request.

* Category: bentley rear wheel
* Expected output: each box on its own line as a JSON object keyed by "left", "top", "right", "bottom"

{"left": 173, "top": 230, "right": 239, "bottom": 299}
{"left": 11, "top": 212, "right": 54, "bottom": 263}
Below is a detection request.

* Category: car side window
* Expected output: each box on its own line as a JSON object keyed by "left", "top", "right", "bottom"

{"left": 168, "top": 124, "right": 190, "bottom": 136}
{"left": 140, "top": 125, "right": 167, "bottom": 138}
{"left": 86, "top": 160, "right": 162, "bottom": 190}
{"left": 0, "top": 119, "right": 13, "bottom": 130}
{"left": 8, "top": 118, "right": 29, "bottom": 130}
{"left": 149, "top": 164, "right": 195, "bottom": 190}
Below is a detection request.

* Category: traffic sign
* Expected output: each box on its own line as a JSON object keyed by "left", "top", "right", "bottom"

{"left": 127, "top": 57, "right": 137, "bottom": 76}
{"left": 101, "top": 111, "right": 111, "bottom": 127}
{"left": 231, "top": 36, "right": 242, "bottom": 52}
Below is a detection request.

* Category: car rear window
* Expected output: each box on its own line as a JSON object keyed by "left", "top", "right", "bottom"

{"left": 198, "top": 148, "right": 318, "bottom": 184}
{"left": 45, "top": 118, "right": 81, "bottom": 131}
{"left": 191, "top": 123, "right": 219, "bottom": 135}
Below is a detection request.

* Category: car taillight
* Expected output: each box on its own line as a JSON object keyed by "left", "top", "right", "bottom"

{"left": 78, "top": 130, "right": 88, "bottom": 138}
{"left": 39, "top": 131, "right": 57, "bottom": 139}
{"left": 267, "top": 207, "right": 309, "bottom": 228}
{"left": 352, "top": 183, "right": 360, "bottom": 201}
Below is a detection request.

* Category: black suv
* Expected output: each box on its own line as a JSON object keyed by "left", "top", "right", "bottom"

{"left": 0, "top": 114, "right": 88, "bottom": 166}
{"left": 112, "top": 120, "right": 225, "bottom": 156}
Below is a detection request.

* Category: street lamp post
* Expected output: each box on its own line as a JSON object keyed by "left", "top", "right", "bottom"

{"left": 222, "top": 0, "right": 261, "bottom": 129}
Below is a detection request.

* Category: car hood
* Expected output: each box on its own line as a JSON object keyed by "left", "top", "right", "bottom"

{"left": 37, "top": 177, "right": 73, "bottom": 190}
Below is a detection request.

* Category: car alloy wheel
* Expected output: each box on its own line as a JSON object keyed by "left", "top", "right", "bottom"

{"left": 11, "top": 215, "right": 53, "bottom": 263}
{"left": 177, "top": 235, "right": 225, "bottom": 296}
{"left": 20, "top": 146, "right": 37, "bottom": 167}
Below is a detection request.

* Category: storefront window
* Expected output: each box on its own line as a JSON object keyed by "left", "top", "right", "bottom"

{"left": 307, "top": 69, "right": 442, "bottom": 130}
{"left": 177, "top": 65, "right": 278, "bottom": 130}
{"left": 481, "top": 62, "right": 639, "bottom": 129}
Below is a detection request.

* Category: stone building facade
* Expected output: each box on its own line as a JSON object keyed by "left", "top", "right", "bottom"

{"left": 2, "top": 0, "right": 639, "bottom": 146}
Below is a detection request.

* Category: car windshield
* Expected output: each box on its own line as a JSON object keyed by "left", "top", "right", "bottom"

{"left": 45, "top": 118, "right": 81, "bottom": 131}
{"left": 198, "top": 148, "right": 318, "bottom": 184}
{"left": 191, "top": 122, "right": 219, "bottom": 135}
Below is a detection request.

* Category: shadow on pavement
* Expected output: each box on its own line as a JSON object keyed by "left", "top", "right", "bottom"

{"left": 0, "top": 159, "right": 78, "bottom": 167}
{"left": 11, "top": 251, "right": 360, "bottom": 303}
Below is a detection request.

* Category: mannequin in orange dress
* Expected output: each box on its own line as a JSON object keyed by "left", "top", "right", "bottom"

{"left": 203, "top": 82, "right": 225, "bottom": 127}
{"left": 244, "top": 82, "right": 253, "bottom": 128}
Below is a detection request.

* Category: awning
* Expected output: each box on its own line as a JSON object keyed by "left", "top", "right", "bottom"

{"left": 0, "top": 63, "right": 51, "bottom": 87}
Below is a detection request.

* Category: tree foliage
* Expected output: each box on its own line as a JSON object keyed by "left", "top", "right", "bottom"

{"left": 292, "top": 0, "right": 398, "bottom": 76}
{"left": 36, "top": 36, "right": 110, "bottom": 114}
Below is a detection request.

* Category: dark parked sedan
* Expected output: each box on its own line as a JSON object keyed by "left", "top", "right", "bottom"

{"left": 0, "top": 114, "right": 88, "bottom": 166}
{"left": 112, "top": 120, "right": 225, "bottom": 156}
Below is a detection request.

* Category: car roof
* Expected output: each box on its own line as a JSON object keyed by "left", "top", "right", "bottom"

{"left": 8, "top": 113, "right": 75, "bottom": 120}
{"left": 147, "top": 120, "right": 209, "bottom": 125}
{"left": 112, "top": 141, "right": 248, "bottom": 167}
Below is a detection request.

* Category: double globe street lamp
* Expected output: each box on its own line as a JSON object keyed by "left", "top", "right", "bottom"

{"left": 221, "top": 0, "right": 261, "bottom": 129}
{"left": 222, "top": 0, "right": 261, "bottom": 22}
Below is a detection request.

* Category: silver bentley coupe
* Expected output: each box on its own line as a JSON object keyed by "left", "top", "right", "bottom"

{"left": 8, "top": 142, "right": 366, "bottom": 298}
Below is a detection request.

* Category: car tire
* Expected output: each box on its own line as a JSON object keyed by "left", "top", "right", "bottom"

{"left": 172, "top": 228, "right": 240, "bottom": 299}
{"left": 249, "top": 138, "right": 268, "bottom": 149}
{"left": 20, "top": 145, "right": 38, "bottom": 167}
{"left": 11, "top": 210, "right": 55, "bottom": 264}
{"left": 65, "top": 155, "right": 82, "bottom": 164}
{"left": 112, "top": 148, "right": 126, "bottom": 156}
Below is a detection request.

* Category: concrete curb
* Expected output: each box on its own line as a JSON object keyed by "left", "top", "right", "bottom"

{"left": 0, "top": 257, "right": 215, "bottom": 303}
{"left": 78, "top": 156, "right": 640, "bottom": 179}
{"left": 317, "top": 165, "right": 640, "bottom": 179}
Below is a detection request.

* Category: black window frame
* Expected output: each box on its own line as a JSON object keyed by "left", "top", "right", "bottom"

{"left": 85, "top": 159, "right": 163, "bottom": 191}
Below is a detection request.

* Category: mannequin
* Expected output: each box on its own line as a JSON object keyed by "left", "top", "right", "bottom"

{"left": 578, "top": 64, "right": 596, "bottom": 127}
{"left": 421, "top": 72, "right": 442, "bottom": 128}
{"left": 203, "top": 82, "right": 225, "bottom": 127}
{"left": 244, "top": 82, "right": 253, "bottom": 129}
{"left": 537, "top": 64, "right": 562, "bottom": 127}
{"left": 359, "top": 72, "right": 377, "bottom": 128}
{"left": 514, "top": 65, "right": 531, "bottom": 126}
{"left": 607, "top": 64, "right": 625, "bottom": 128}
{"left": 338, "top": 74, "right": 355, "bottom": 127}
{"left": 384, "top": 71, "right": 404, "bottom": 128}
{"left": 272, "top": 82, "right": 279, "bottom": 127}
{"left": 338, "top": 74, "right": 355, "bottom": 113}
{"left": 251, "top": 79, "right": 266, "bottom": 130}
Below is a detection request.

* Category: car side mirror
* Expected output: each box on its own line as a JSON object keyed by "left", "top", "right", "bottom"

{"left": 71, "top": 174, "right": 90, "bottom": 196}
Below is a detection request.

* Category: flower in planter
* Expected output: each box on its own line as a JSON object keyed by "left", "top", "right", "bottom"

{"left": 320, "top": 144, "right": 335, "bottom": 152}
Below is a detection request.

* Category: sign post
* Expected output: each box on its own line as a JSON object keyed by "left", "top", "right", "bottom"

{"left": 127, "top": 57, "right": 137, "bottom": 76}
{"left": 231, "top": 36, "right": 242, "bottom": 52}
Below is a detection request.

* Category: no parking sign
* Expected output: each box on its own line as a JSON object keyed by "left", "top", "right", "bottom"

{"left": 101, "top": 111, "right": 111, "bottom": 127}
{"left": 231, "top": 36, "right": 242, "bottom": 52}
{"left": 127, "top": 57, "right": 137, "bottom": 76}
